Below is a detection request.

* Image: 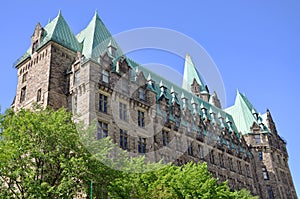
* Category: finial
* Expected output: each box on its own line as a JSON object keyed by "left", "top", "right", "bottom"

{"left": 181, "top": 92, "right": 185, "bottom": 99}
{"left": 147, "top": 73, "right": 152, "bottom": 81}
{"left": 159, "top": 80, "right": 164, "bottom": 88}
{"left": 217, "top": 112, "right": 223, "bottom": 119}
{"left": 94, "top": 9, "right": 99, "bottom": 17}
{"left": 170, "top": 86, "right": 175, "bottom": 94}
{"left": 191, "top": 97, "right": 195, "bottom": 104}
{"left": 58, "top": 9, "right": 62, "bottom": 17}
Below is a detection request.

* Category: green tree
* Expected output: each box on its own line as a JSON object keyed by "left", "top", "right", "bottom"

{"left": 0, "top": 108, "right": 90, "bottom": 198}
{"left": 108, "top": 162, "right": 258, "bottom": 199}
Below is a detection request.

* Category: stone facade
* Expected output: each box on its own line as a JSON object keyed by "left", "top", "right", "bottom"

{"left": 12, "top": 12, "right": 297, "bottom": 199}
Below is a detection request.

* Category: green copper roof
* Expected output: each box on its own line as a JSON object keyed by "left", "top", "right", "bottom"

{"left": 14, "top": 11, "right": 81, "bottom": 67}
{"left": 77, "top": 11, "right": 122, "bottom": 60}
{"left": 41, "top": 11, "right": 82, "bottom": 52}
{"left": 225, "top": 91, "right": 259, "bottom": 134}
{"left": 125, "top": 58, "right": 240, "bottom": 136}
{"left": 182, "top": 54, "right": 206, "bottom": 92}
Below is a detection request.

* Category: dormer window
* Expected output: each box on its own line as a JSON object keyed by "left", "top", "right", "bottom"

{"left": 121, "top": 78, "right": 128, "bottom": 93}
{"left": 74, "top": 70, "right": 80, "bottom": 85}
{"left": 138, "top": 88, "right": 145, "bottom": 101}
{"left": 102, "top": 70, "right": 109, "bottom": 83}
{"left": 32, "top": 40, "right": 38, "bottom": 53}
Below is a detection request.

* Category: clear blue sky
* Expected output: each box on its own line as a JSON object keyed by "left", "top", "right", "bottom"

{"left": 1, "top": 0, "right": 299, "bottom": 195}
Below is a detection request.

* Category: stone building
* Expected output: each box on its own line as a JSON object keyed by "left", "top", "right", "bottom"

{"left": 12, "top": 11, "right": 297, "bottom": 199}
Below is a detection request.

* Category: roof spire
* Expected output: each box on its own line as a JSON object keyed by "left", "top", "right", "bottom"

{"left": 182, "top": 54, "right": 206, "bottom": 92}
{"left": 58, "top": 9, "right": 62, "bottom": 17}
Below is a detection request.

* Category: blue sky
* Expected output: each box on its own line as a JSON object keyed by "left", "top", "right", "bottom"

{"left": 1, "top": 0, "right": 299, "bottom": 195}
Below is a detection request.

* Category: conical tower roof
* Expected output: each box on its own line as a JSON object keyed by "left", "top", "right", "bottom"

{"left": 41, "top": 10, "right": 82, "bottom": 52}
{"left": 77, "top": 11, "right": 122, "bottom": 59}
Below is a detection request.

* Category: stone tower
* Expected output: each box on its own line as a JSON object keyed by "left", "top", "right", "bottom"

{"left": 226, "top": 91, "right": 297, "bottom": 198}
{"left": 13, "top": 11, "right": 80, "bottom": 111}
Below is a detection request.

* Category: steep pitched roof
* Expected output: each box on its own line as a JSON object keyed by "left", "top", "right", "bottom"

{"left": 40, "top": 11, "right": 82, "bottom": 52}
{"left": 225, "top": 91, "right": 259, "bottom": 134}
{"left": 182, "top": 54, "right": 206, "bottom": 92}
{"left": 14, "top": 11, "right": 81, "bottom": 67}
{"left": 76, "top": 11, "right": 122, "bottom": 60}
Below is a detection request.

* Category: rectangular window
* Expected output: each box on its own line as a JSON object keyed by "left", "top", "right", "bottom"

{"left": 138, "top": 110, "right": 145, "bottom": 127}
{"left": 99, "top": 94, "right": 108, "bottom": 113}
{"left": 258, "top": 150, "right": 263, "bottom": 161}
{"left": 245, "top": 164, "right": 251, "bottom": 177}
{"left": 119, "top": 129, "right": 128, "bottom": 150}
{"left": 219, "top": 153, "right": 225, "bottom": 168}
{"left": 119, "top": 102, "right": 127, "bottom": 121}
{"left": 121, "top": 78, "right": 128, "bottom": 93}
{"left": 102, "top": 70, "right": 109, "bottom": 83}
{"left": 198, "top": 145, "right": 204, "bottom": 159}
{"left": 22, "top": 72, "right": 28, "bottom": 83}
{"left": 20, "top": 86, "right": 26, "bottom": 103}
{"left": 138, "top": 88, "right": 145, "bottom": 101}
{"left": 228, "top": 157, "right": 233, "bottom": 171}
{"left": 97, "top": 121, "right": 108, "bottom": 139}
{"left": 162, "top": 130, "right": 169, "bottom": 146}
{"left": 210, "top": 150, "right": 215, "bottom": 164}
{"left": 254, "top": 134, "right": 261, "bottom": 144}
{"left": 267, "top": 186, "right": 274, "bottom": 199}
{"left": 32, "top": 40, "right": 38, "bottom": 52}
{"left": 262, "top": 167, "right": 269, "bottom": 180}
{"left": 138, "top": 137, "right": 146, "bottom": 154}
{"left": 237, "top": 160, "right": 242, "bottom": 175}
{"left": 74, "top": 70, "right": 80, "bottom": 85}
{"left": 187, "top": 140, "right": 193, "bottom": 156}
{"left": 37, "top": 88, "right": 42, "bottom": 102}
{"left": 74, "top": 95, "right": 78, "bottom": 114}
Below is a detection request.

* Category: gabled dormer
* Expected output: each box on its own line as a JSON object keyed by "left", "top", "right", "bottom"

{"left": 209, "top": 91, "right": 222, "bottom": 109}
{"left": 31, "top": 23, "right": 44, "bottom": 54}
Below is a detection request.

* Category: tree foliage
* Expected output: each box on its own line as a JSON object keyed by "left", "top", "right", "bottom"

{"left": 0, "top": 108, "right": 91, "bottom": 198}
{"left": 108, "top": 162, "right": 258, "bottom": 199}
{"left": 0, "top": 108, "right": 258, "bottom": 199}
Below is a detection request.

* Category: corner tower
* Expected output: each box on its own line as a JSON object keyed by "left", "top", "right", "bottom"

{"left": 226, "top": 91, "right": 297, "bottom": 199}
{"left": 13, "top": 11, "right": 80, "bottom": 110}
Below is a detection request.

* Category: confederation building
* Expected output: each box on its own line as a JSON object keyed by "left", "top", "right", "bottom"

{"left": 12, "top": 11, "right": 297, "bottom": 199}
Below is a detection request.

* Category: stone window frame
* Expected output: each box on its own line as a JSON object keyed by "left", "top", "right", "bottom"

{"left": 119, "top": 102, "right": 128, "bottom": 121}
{"left": 138, "top": 137, "right": 146, "bottom": 154}
{"left": 262, "top": 167, "right": 269, "bottom": 180}
{"left": 258, "top": 149, "right": 263, "bottom": 161}
{"left": 36, "top": 88, "right": 42, "bottom": 102}
{"left": 162, "top": 130, "right": 170, "bottom": 146}
{"left": 102, "top": 69, "right": 109, "bottom": 83}
{"left": 99, "top": 93, "right": 108, "bottom": 113}
{"left": 74, "top": 95, "right": 78, "bottom": 114}
{"left": 20, "top": 86, "right": 26, "bottom": 103}
{"left": 119, "top": 129, "right": 128, "bottom": 150}
{"left": 138, "top": 110, "right": 145, "bottom": 127}
{"left": 97, "top": 121, "right": 108, "bottom": 140}
{"left": 187, "top": 139, "right": 193, "bottom": 156}
{"left": 74, "top": 70, "right": 80, "bottom": 85}
{"left": 138, "top": 88, "right": 146, "bottom": 101}
{"left": 22, "top": 72, "right": 28, "bottom": 83}
{"left": 254, "top": 134, "right": 261, "bottom": 144}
